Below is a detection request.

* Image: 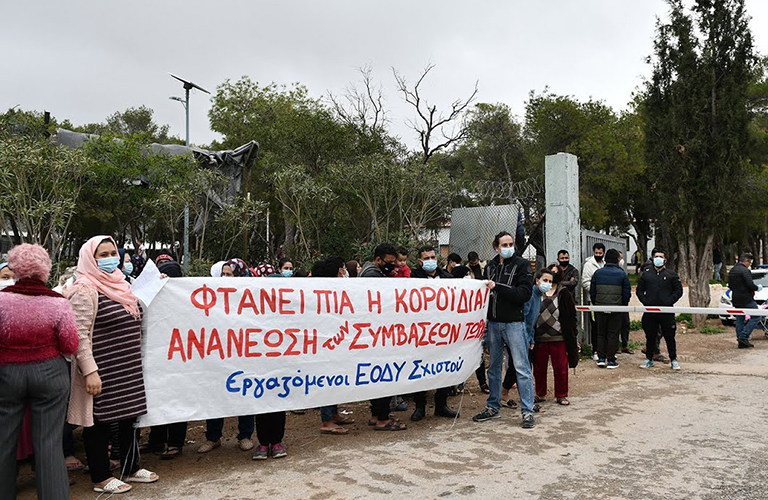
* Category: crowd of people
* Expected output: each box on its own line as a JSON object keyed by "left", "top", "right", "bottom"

{"left": 0, "top": 232, "right": 761, "bottom": 497}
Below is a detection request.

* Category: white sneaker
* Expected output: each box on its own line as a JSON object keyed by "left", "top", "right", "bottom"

{"left": 592, "top": 352, "right": 599, "bottom": 363}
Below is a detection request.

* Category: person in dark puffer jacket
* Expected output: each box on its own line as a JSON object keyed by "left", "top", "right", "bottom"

{"left": 590, "top": 249, "right": 631, "bottom": 369}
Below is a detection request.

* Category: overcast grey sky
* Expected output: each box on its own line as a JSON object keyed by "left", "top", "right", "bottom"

{"left": 2, "top": 1, "right": 767, "bottom": 148}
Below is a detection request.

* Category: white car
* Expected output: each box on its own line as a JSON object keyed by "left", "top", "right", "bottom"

{"left": 719, "top": 269, "right": 768, "bottom": 325}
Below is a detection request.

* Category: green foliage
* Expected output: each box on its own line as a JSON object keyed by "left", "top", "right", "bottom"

{"left": 0, "top": 115, "right": 93, "bottom": 259}
{"left": 700, "top": 325, "right": 726, "bottom": 335}
{"left": 629, "top": 320, "right": 643, "bottom": 331}
{"left": 676, "top": 313, "right": 695, "bottom": 329}
{"left": 580, "top": 343, "right": 593, "bottom": 359}
{"left": 74, "top": 106, "right": 183, "bottom": 145}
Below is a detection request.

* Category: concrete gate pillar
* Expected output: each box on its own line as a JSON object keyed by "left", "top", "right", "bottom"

{"left": 545, "top": 153, "right": 580, "bottom": 264}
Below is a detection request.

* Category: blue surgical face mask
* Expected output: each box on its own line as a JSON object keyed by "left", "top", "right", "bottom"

{"left": 97, "top": 257, "right": 120, "bottom": 274}
{"left": 539, "top": 281, "right": 552, "bottom": 294}
{"left": 122, "top": 262, "right": 134, "bottom": 276}
{"left": 281, "top": 269, "right": 293, "bottom": 278}
{"left": 422, "top": 260, "right": 438, "bottom": 272}
{"left": 653, "top": 257, "right": 665, "bottom": 268}
{"left": 500, "top": 247, "right": 515, "bottom": 259}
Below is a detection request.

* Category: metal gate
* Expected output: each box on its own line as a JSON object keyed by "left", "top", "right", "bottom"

{"left": 449, "top": 205, "right": 520, "bottom": 262}
{"left": 580, "top": 230, "right": 628, "bottom": 345}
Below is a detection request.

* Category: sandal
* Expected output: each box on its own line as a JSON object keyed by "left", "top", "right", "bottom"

{"left": 374, "top": 419, "right": 407, "bottom": 431}
{"left": 480, "top": 384, "right": 490, "bottom": 394}
{"left": 65, "top": 456, "right": 84, "bottom": 472}
{"left": 534, "top": 395, "right": 546, "bottom": 403}
{"left": 93, "top": 478, "right": 132, "bottom": 494}
{"left": 557, "top": 397, "right": 570, "bottom": 406}
{"left": 126, "top": 468, "right": 159, "bottom": 483}
{"left": 320, "top": 426, "right": 349, "bottom": 435}
{"left": 505, "top": 399, "right": 518, "bottom": 409}
{"left": 160, "top": 446, "right": 182, "bottom": 460}
{"left": 332, "top": 415, "right": 355, "bottom": 425}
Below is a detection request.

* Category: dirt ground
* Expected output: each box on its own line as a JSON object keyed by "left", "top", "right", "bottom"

{"left": 14, "top": 316, "right": 768, "bottom": 499}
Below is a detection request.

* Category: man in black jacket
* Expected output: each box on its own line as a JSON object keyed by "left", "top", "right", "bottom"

{"left": 472, "top": 231, "right": 535, "bottom": 429}
{"left": 409, "top": 246, "right": 459, "bottom": 421}
{"left": 636, "top": 249, "right": 684, "bottom": 369}
{"left": 557, "top": 249, "right": 580, "bottom": 296}
{"left": 360, "top": 243, "right": 408, "bottom": 431}
{"left": 728, "top": 252, "right": 762, "bottom": 348}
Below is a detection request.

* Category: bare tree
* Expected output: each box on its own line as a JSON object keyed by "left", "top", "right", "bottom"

{"left": 328, "top": 65, "right": 387, "bottom": 135}
{"left": 393, "top": 64, "right": 478, "bottom": 163}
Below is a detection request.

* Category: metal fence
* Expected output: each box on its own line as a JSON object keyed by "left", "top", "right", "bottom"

{"left": 580, "top": 230, "right": 628, "bottom": 345}
{"left": 448, "top": 205, "right": 520, "bottom": 262}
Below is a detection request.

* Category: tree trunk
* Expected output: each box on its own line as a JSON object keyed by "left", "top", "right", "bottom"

{"left": 283, "top": 208, "right": 295, "bottom": 259}
{"left": 678, "top": 222, "right": 714, "bottom": 328}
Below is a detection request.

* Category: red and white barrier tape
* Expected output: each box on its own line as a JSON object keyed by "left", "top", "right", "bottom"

{"left": 575, "top": 305, "right": 768, "bottom": 316}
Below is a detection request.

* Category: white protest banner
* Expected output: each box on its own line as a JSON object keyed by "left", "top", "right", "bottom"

{"left": 138, "top": 277, "right": 489, "bottom": 426}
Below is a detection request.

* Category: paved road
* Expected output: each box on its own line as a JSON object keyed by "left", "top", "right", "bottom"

{"left": 120, "top": 347, "right": 768, "bottom": 500}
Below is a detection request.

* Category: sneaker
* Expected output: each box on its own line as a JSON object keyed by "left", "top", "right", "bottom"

{"left": 671, "top": 360, "right": 681, "bottom": 370}
{"left": 596, "top": 358, "right": 607, "bottom": 367}
{"left": 251, "top": 445, "right": 268, "bottom": 460}
{"left": 271, "top": 443, "right": 287, "bottom": 459}
{"left": 606, "top": 361, "right": 619, "bottom": 369}
{"left": 238, "top": 438, "right": 254, "bottom": 452}
{"left": 472, "top": 407, "right": 500, "bottom": 422}
{"left": 639, "top": 359, "right": 654, "bottom": 369}
{"left": 592, "top": 352, "right": 599, "bottom": 362}
{"left": 521, "top": 414, "right": 535, "bottom": 429}
{"left": 391, "top": 396, "right": 408, "bottom": 412}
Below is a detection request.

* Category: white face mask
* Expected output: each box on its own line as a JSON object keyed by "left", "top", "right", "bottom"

{"left": 0, "top": 279, "right": 15, "bottom": 289}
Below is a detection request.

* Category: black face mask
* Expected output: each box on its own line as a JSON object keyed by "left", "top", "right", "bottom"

{"left": 559, "top": 260, "right": 570, "bottom": 268}
{"left": 594, "top": 255, "right": 604, "bottom": 263}
{"left": 381, "top": 262, "right": 396, "bottom": 274}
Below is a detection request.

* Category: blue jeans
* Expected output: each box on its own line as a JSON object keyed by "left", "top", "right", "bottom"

{"left": 735, "top": 301, "right": 761, "bottom": 341}
{"left": 486, "top": 321, "right": 535, "bottom": 414}
{"left": 320, "top": 405, "right": 338, "bottom": 422}
{"left": 205, "top": 415, "right": 254, "bottom": 442}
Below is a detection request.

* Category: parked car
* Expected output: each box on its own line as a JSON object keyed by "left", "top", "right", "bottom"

{"left": 719, "top": 269, "right": 768, "bottom": 325}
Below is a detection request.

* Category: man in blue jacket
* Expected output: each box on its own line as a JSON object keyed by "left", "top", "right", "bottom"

{"left": 590, "top": 249, "right": 631, "bottom": 369}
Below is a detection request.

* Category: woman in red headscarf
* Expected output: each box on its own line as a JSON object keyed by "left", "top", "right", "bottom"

{"left": 66, "top": 236, "right": 158, "bottom": 494}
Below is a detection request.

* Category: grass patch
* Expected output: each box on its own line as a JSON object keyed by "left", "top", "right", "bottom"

{"left": 700, "top": 325, "right": 725, "bottom": 335}
{"left": 676, "top": 314, "right": 694, "bottom": 328}
{"left": 629, "top": 320, "right": 643, "bottom": 331}
{"left": 627, "top": 340, "right": 644, "bottom": 350}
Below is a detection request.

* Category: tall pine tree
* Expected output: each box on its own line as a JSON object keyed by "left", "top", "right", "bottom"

{"left": 644, "top": 0, "right": 755, "bottom": 322}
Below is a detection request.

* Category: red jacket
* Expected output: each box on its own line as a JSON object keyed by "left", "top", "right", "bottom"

{"left": 395, "top": 266, "right": 411, "bottom": 278}
{"left": 0, "top": 293, "right": 78, "bottom": 364}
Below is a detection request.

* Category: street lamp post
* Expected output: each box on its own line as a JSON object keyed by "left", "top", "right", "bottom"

{"left": 169, "top": 73, "right": 210, "bottom": 274}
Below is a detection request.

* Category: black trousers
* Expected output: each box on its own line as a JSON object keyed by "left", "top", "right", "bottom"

{"left": 148, "top": 422, "right": 188, "bottom": 450}
{"left": 595, "top": 312, "right": 623, "bottom": 362}
{"left": 621, "top": 313, "right": 630, "bottom": 349}
{"left": 475, "top": 351, "right": 487, "bottom": 387}
{"left": 83, "top": 417, "right": 139, "bottom": 484}
{"left": 254, "top": 412, "right": 286, "bottom": 446}
{"left": 370, "top": 397, "right": 391, "bottom": 421}
{"left": 642, "top": 313, "right": 677, "bottom": 361}
{"left": 413, "top": 387, "right": 449, "bottom": 410}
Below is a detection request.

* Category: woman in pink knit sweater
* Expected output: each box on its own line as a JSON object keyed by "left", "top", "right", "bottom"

{"left": 0, "top": 244, "right": 78, "bottom": 500}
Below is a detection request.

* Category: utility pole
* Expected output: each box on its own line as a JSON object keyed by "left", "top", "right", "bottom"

{"left": 169, "top": 73, "right": 210, "bottom": 274}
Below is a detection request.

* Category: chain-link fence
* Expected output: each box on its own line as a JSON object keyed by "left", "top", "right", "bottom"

{"left": 449, "top": 205, "right": 520, "bottom": 262}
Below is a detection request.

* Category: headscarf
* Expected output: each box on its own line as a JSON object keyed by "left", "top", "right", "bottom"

{"left": 226, "top": 258, "right": 255, "bottom": 277}
{"left": 0, "top": 262, "right": 8, "bottom": 272}
{"left": 72, "top": 236, "right": 140, "bottom": 318}
{"left": 210, "top": 261, "right": 226, "bottom": 278}
{"left": 254, "top": 262, "right": 275, "bottom": 277}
